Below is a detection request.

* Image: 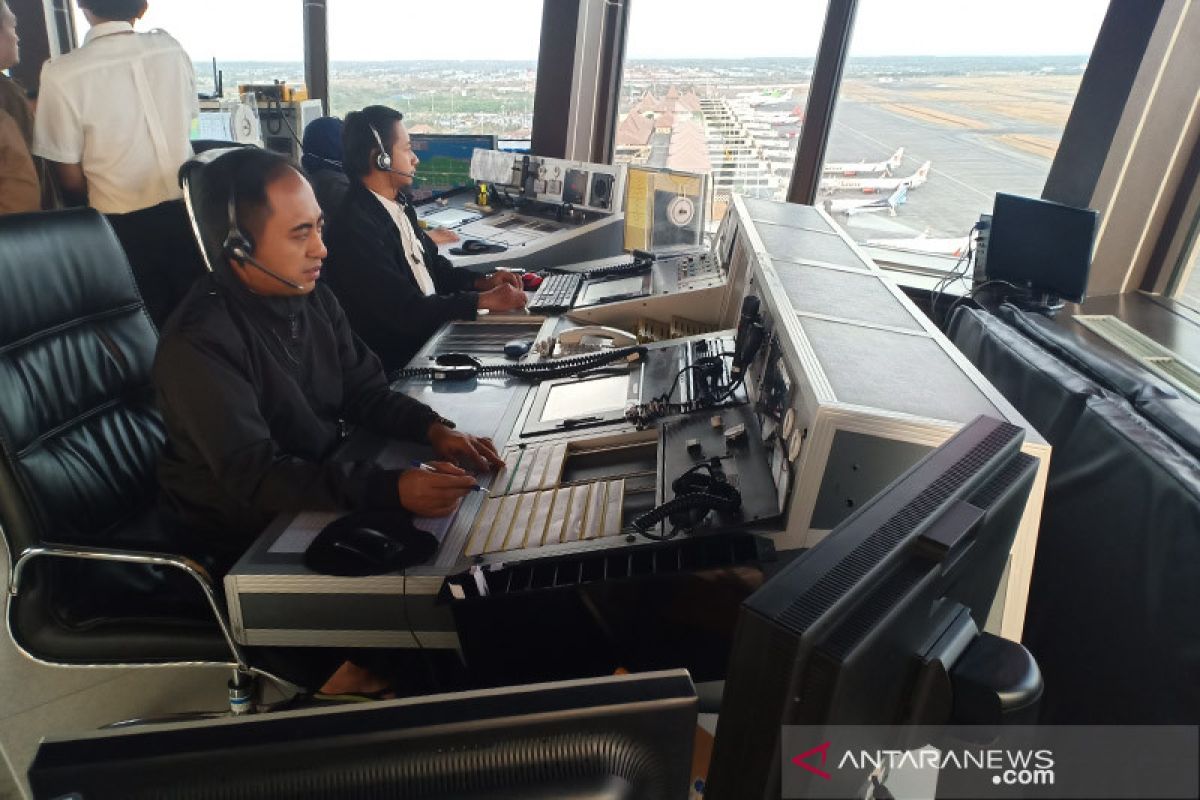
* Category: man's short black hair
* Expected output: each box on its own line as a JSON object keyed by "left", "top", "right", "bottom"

{"left": 78, "top": 0, "right": 148, "bottom": 20}
{"left": 342, "top": 105, "right": 404, "bottom": 179}
{"left": 190, "top": 147, "right": 296, "bottom": 267}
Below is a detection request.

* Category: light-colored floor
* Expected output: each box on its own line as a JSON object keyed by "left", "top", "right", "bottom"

{"left": 0, "top": 538, "right": 241, "bottom": 798}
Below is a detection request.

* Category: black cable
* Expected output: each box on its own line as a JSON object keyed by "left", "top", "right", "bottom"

{"left": 274, "top": 97, "right": 305, "bottom": 150}
{"left": 632, "top": 493, "right": 735, "bottom": 540}
{"left": 388, "top": 345, "right": 647, "bottom": 384}
{"left": 632, "top": 459, "right": 742, "bottom": 540}
{"left": 929, "top": 229, "right": 976, "bottom": 325}
{"left": 265, "top": 96, "right": 283, "bottom": 136}
{"left": 941, "top": 279, "right": 1029, "bottom": 329}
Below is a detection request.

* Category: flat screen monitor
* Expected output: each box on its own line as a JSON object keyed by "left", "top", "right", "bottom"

{"left": 705, "top": 415, "right": 1041, "bottom": 800}
{"left": 523, "top": 371, "right": 641, "bottom": 437}
{"left": 578, "top": 274, "right": 652, "bottom": 306}
{"left": 29, "top": 671, "right": 698, "bottom": 800}
{"left": 985, "top": 192, "right": 1099, "bottom": 304}
{"left": 541, "top": 373, "right": 631, "bottom": 422}
{"left": 408, "top": 134, "right": 497, "bottom": 203}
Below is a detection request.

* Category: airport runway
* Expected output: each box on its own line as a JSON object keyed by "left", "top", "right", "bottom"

{"left": 822, "top": 99, "right": 1055, "bottom": 243}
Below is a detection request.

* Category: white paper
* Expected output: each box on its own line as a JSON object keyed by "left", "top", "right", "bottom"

{"left": 268, "top": 511, "right": 341, "bottom": 554}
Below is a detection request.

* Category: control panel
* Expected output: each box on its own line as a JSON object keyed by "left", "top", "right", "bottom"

{"left": 470, "top": 150, "right": 627, "bottom": 215}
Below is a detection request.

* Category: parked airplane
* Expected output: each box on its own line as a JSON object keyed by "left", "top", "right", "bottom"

{"left": 867, "top": 229, "right": 972, "bottom": 257}
{"left": 823, "top": 147, "right": 905, "bottom": 176}
{"left": 820, "top": 161, "right": 931, "bottom": 194}
{"left": 824, "top": 183, "right": 909, "bottom": 216}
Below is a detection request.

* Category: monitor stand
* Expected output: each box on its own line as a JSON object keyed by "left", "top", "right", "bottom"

{"left": 1008, "top": 291, "right": 1066, "bottom": 314}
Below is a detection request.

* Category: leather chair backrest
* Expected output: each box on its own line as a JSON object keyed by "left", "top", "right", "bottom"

{"left": 0, "top": 210, "right": 164, "bottom": 556}
{"left": 179, "top": 145, "right": 253, "bottom": 275}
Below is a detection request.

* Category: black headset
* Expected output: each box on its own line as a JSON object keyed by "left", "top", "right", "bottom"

{"left": 222, "top": 189, "right": 253, "bottom": 263}
{"left": 221, "top": 186, "right": 305, "bottom": 290}
{"left": 369, "top": 124, "right": 392, "bottom": 171}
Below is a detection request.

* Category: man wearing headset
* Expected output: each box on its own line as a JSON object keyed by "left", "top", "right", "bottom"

{"left": 323, "top": 105, "right": 526, "bottom": 372}
{"left": 154, "top": 147, "right": 502, "bottom": 695}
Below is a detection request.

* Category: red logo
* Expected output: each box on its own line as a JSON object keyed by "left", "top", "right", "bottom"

{"left": 792, "top": 741, "right": 833, "bottom": 780}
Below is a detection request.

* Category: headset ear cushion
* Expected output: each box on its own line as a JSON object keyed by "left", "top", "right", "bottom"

{"left": 223, "top": 231, "right": 252, "bottom": 261}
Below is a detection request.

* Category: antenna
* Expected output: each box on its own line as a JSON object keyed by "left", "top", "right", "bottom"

{"left": 212, "top": 57, "right": 224, "bottom": 99}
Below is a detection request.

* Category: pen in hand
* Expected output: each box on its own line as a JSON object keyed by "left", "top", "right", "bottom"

{"left": 410, "top": 461, "right": 487, "bottom": 491}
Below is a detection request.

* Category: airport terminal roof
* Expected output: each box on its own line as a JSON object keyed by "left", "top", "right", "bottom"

{"left": 616, "top": 113, "right": 655, "bottom": 147}
{"left": 667, "top": 119, "right": 711, "bottom": 174}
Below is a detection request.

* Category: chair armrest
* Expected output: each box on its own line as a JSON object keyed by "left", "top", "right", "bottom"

{"left": 8, "top": 544, "right": 248, "bottom": 672}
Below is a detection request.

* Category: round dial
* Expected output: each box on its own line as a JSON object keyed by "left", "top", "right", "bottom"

{"left": 788, "top": 429, "right": 803, "bottom": 462}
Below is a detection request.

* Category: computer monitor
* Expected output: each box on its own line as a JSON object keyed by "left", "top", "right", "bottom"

{"left": 984, "top": 192, "right": 1099, "bottom": 305}
{"left": 29, "top": 670, "right": 698, "bottom": 800}
{"left": 704, "top": 415, "right": 1041, "bottom": 800}
{"left": 409, "top": 133, "right": 497, "bottom": 203}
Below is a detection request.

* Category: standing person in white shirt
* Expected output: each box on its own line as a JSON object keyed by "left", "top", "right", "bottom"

{"left": 322, "top": 105, "right": 526, "bottom": 373}
{"left": 32, "top": 0, "right": 205, "bottom": 327}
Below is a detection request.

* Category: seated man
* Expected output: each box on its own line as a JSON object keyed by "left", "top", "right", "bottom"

{"left": 301, "top": 115, "right": 349, "bottom": 216}
{"left": 155, "top": 147, "right": 500, "bottom": 694}
{"left": 323, "top": 105, "right": 526, "bottom": 371}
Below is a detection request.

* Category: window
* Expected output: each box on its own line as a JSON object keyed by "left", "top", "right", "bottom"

{"left": 70, "top": 1, "right": 305, "bottom": 95}
{"left": 1174, "top": 228, "right": 1200, "bottom": 312}
{"left": 327, "top": 1, "right": 542, "bottom": 140}
{"left": 818, "top": 0, "right": 1108, "bottom": 277}
{"left": 616, "top": 1, "right": 826, "bottom": 228}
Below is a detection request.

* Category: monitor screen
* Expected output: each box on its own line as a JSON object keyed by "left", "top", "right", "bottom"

{"left": 408, "top": 134, "right": 497, "bottom": 202}
{"left": 541, "top": 374, "right": 630, "bottom": 422}
{"left": 579, "top": 275, "right": 649, "bottom": 306}
{"left": 985, "top": 192, "right": 1099, "bottom": 303}
{"left": 705, "top": 415, "right": 1041, "bottom": 800}
{"left": 29, "top": 671, "right": 698, "bottom": 800}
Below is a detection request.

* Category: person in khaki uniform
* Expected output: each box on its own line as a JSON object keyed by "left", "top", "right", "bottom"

{"left": 0, "top": 0, "right": 40, "bottom": 214}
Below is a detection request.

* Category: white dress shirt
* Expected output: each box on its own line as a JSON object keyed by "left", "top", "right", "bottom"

{"left": 32, "top": 22, "right": 198, "bottom": 214}
{"left": 372, "top": 190, "right": 437, "bottom": 296}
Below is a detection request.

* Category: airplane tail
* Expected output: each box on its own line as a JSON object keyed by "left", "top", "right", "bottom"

{"left": 886, "top": 183, "right": 909, "bottom": 215}
{"left": 910, "top": 161, "right": 931, "bottom": 187}
{"left": 888, "top": 147, "right": 905, "bottom": 170}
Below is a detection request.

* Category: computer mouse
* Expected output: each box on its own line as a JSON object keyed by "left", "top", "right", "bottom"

{"left": 304, "top": 512, "right": 438, "bottom": 577}
{"left": 522, "top": 272, "right": 544, "bottom": 290}
{"left": 451, "top": 239, "right": 508, "bottom": 255}
{"left": 504, "top": 339, "right": 533, "bottom": 359}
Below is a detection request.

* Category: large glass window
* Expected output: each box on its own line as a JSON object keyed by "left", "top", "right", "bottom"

{"left": 616, "top": 1, "right": 826, "bottom": 227}
{"left": 70, "top": 2, "right": 305, "bottom": 95}
{"left": 327, "top": 1, "right": 542, "bottom": 138}
{"left": 1174, "top": 229, "right": 1200, "bottom": 312}
{"left": 818, "top": 0, "right": 1108, "bottom": 275}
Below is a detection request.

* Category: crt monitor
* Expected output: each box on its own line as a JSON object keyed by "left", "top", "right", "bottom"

{"left": 984, "top": 192, "right": 1099, "bottom": 305}
{"left": 29, "top": 671, "right": 698, "bottom": 800}
{"left": 408, "top": 133, "right": 497, "bottom": 202}
{"left": 704, "top": 415, "right": 1041, "bottom": 800}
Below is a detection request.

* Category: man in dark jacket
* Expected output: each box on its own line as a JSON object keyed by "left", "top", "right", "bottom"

{"left": 323, "top": 105, "right": 526, "bottom": 371}
{"left": 154, "top": 148, "right": 500, "bottom": 693}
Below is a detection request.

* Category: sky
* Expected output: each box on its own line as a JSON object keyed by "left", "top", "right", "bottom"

{"left": 75, "top": 0, "right": 1109, "bottom": 63}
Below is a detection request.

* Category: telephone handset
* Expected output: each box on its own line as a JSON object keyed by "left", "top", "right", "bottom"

{"left": 556, "top": 325, "right": 638, "bottom": 350}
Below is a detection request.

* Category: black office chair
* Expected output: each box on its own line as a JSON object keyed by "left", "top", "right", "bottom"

{"left": 0, "top": 209, "right": 301, "bottom": 714}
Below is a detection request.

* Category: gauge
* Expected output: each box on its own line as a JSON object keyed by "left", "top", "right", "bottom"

{"left": 781, "top": 407, "right": 796, "bottom": 440}
{"left": 788, "top": 428, "right": 803, "bottom": 462}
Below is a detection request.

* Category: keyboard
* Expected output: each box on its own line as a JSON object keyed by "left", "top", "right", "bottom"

{"left": 527, "top": 272, "right": 583, "bottom": 313}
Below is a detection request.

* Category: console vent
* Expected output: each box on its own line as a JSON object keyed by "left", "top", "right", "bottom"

{"left": 1074, "top": 315, "right": 1200, "bottom": 401}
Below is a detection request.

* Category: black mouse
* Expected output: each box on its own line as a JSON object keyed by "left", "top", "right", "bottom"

{"left": 451, "top": 239, "right": 507, "bottom": 255}
{"left": 504, "top": 339, "right": 533, "bottom": 359}
{"left": 304, "top": 512, "right": 437, "bottom": 577}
